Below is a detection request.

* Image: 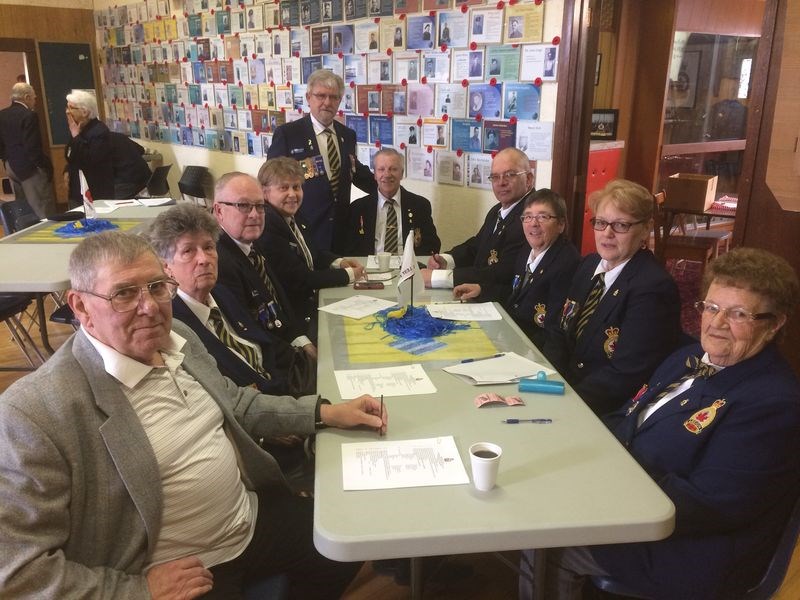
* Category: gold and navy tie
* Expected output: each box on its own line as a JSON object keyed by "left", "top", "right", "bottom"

{"left": 324, "top": 128, "right": 340, "bottom": 197}
{"left": 248, "top": 248, "right": 279, "bottom": 304}
{"left": 290, "top": 218, "right": 314, "bottom": 268}
{"left": 208, "top": 306, "right": 268, "bottom": 378}
{"left": 384, "top": 199, "right": 399, "bottom": 254}
{"left": 651, "top": 355, "right": 718, "bottom": 403}
{"left": 575, "top": 272, "right": 605, "bottom": 339}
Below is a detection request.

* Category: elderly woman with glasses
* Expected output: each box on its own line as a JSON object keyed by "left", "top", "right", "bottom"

{"left": 542, "top": 178, "right": 681, "bottom": 415}
{"left": 532, "top": 247, "right": 800, "bottom": 600}
{"left": 453, "top": 188, "right": 580, "bottom": 349}
{"left": 255, "top": 157, "right": 365, "bottom": 343}
{"left": 64, "top": 89, "right": 114, "bottom": 204}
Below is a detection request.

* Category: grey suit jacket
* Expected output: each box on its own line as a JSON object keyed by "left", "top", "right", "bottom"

{"left": 0, "top": 322, "right": 318, "bottom": 598}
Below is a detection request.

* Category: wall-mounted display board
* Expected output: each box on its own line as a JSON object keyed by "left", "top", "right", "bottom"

{"left": 95, "top": 0, "right": 560, "bottom": 185}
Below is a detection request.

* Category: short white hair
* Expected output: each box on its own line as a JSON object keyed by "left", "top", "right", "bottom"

{"left": 66, "top": 89, "right": 98, "bottom": 120}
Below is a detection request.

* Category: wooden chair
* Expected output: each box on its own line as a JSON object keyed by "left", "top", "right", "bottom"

{"left": 652, "top": 191, "right": 728, "bottom": 277}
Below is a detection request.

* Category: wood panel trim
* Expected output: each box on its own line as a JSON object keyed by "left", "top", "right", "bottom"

{"left": 662, "top": 140, "right": 747, "bottom": 154}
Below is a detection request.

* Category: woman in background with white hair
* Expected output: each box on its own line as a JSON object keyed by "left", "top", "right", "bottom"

{"left": 64, "top": 89, "right": 113, "bottom": 204}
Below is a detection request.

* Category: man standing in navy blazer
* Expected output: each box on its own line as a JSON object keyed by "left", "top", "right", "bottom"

{"left": 421, "top": 147, "right": 530, "bottom": 289}
{"left": 0, "top": 83, "right": 55, "bottom": 218}
{"left": 267, "top": 69, "right": 375, "bottom": 253}
{"left": 345, "top": 148, "right": 440, "bottom": 257}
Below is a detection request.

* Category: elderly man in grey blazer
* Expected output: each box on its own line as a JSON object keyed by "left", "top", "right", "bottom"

{"left": 0, "top": 231, "right": 386, "bottom": 599}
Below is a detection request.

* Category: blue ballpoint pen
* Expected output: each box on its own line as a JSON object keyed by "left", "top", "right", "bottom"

{"left": 501, "top": 418, "right": 553, "bottom": 424}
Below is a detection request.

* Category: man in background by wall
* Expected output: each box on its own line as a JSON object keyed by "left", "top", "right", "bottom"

{"left": 0, "top": 83, "right": 55, "bottom": 218}
{"left": 268, "top": 70, "right": 375, "bottom": 253}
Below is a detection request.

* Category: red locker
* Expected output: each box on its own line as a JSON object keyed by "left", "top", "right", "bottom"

{"left": 581, "top": 141, "right": 624, "bottom": 255}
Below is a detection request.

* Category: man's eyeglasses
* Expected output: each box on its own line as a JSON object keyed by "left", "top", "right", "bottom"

{"left": 216, "top": 201, "right": 266, "bottom": 214}
{"left": 76, "top": 279, "right": 178, "bottom": 313}
{"left": 487, "top": 171, "right": 528, "bottom": 183}
{"left": 309, "top": 93, "right": 342, "bottom": 102}
{"left": 589, "top": 218, "right": 645, "bottom": 233}
{"left": 520, "top": 214, "right": 558, "bottom": 224}
{"left": 693, "top": 301, "right": 775, "bottom": 324}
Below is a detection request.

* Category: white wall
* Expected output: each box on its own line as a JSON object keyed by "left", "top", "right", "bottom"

{"left": 95, "top": 0, "right": 564, "bottom": 251}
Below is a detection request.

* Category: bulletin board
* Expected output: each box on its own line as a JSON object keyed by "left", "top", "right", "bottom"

{"left": 94, "top": 0, "right": 559, "bottom": 187}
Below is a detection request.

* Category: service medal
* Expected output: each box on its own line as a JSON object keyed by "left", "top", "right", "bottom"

{"left": 414, "top": 227, "right": 422, "bottom": 246}
{"left": 487, "top": 249, "right": 499, "bottom": 265}
{"left": 300, "top": 158, "right": 315, "bottom": 180}
{"left": 534, "top": 303, "right": 546, "bottom": 327}
{"left": 560, "top": 299, "right": 577, "bottom": 331}
{"left": 684, "top": 399, "right": 727, "bottom": 434}
{"left": 603, "top": 326, "right": 619, "bottom": 358}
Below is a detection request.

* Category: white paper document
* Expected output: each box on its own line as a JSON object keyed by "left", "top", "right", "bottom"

{"left": 426, "top": 302, "right": 502, "bottom": 321}
{"left": 342, "top": 435, "right": 469, "bottom": 490}
{"left": 366, "top": 254, "right": 402, "bottom": 270}
{"left": 443, "top": 351, "right": 556, "bottom": 385}
{"left": 137, "top": 197, "right": 175, "bottom": 206}
{"left": 318, "top": 295, "right": 397, "bottom": 319}
{"left": 334, "top": 364, "right": 436, "bottom": 399}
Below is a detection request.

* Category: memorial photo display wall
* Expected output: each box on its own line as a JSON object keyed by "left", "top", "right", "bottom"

{"left": 97, "top": 0, "right": 558, "bottom": 187}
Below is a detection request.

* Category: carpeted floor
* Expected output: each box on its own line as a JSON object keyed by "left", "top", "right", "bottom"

{"left": 668, "top": 258, "right": 702, "bottom": 339}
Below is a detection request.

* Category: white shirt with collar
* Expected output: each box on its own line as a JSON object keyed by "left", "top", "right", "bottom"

{"left": 82, "top": 327, "right": 256, "bottom": 570}
{"left": 375, "top": 188, "right": 403, "bottom": 254}
{"left": 592, "top": 256, "right": 632, "bottom": 299}
{"left": 430, "top": 199, "right": 523, "bottom": 289}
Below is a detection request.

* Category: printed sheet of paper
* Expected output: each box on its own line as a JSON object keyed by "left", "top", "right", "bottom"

{"left": 443, "top": 351, "right": 556, "bottom": 385}
{"left": 426, "top": 302, "right": 502, "bottom": 321}
{"left": 342, "top": 435, "right": 469, "bottom": 490}
{"left": 334, "top": 363, "right": 436, "bottom": 399}
{"left": 318, "top": 295, "right": 397, "bottom": 320}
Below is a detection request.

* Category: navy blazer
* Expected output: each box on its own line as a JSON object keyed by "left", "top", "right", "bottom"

{"left": 0, "top": 101, "right": 52, "bottom": 180}
{"left": 592, "top": 343, "right": 800, "bottom": 599}
{"left": 267, "top": 115, "right": 376, "bottom": 253}
{"left": 215, "top": 231, "right": 306, "bottom": 345}
{"left": 255, "top": 204, "right": 350, "bottom": 342}
{"left": 65, "top": 118, "right": 114, "bottom": 201}
{"left": 542, "top": 249, "right": 681, "bottom": 415}
{"left": 171, "top": 288, "right": 291, "bottom": 395}
{"left": 448, "top": 198, "right": 527, "bottom": 287}
{"left": 491, "top": 235, "right": 580, "bottom": 349}
{"left": 345, "top": 187, "right": 441, "bottom": 256}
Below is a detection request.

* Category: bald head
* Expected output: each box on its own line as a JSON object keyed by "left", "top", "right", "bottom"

{"left": 11, "top": 83, "right": 36, "bottom": 109}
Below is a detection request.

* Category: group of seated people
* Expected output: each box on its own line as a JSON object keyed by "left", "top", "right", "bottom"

{"left": 0, "top": 141, "right": 798, "bottom": 600}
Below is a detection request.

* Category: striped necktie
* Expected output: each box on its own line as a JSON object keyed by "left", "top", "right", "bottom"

{"left": 654, "top": 355, "right": 718, "bottom": 402}
{"left": 248, "top": 248, "right": 279, "bottom": 305}
{"left": 324, "top": 128, "right": 340, "bottom": 197}
{"left": 290, "top": 218, "right": 313, "bottom": 268}
{"left": 208, "top": 306, "right": 269, "bottom": 378}
{"left": 575, "top": 272, "right": 605, "bottom": 339}
{"left": 384, "top": 199, "right": 399, "bottom": 254}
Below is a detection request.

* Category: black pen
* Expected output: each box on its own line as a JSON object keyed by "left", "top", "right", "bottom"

{"left": 501, "top": 418, "right": 553, "bottom": 424}
{"left": 379, "top": 394, "right": 384, "bottom": 437}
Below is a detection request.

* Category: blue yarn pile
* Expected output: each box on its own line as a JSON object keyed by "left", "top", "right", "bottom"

{"left": 376, "top": 305, "right": 470, "bottom": 339}
{"left": 54, "top": 218, "right": 119, "bottom": 238}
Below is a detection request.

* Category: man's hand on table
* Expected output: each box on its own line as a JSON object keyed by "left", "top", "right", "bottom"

{"left": 320, "top": 394, "right": 387, "bottom": 434}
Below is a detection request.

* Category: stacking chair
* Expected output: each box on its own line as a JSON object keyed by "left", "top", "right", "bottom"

{"left": 591, "top": 493, "right": 800, "bottom": 599}
{"left": 0, "top": 199, "right": 39, "bottom": 236}
{"left": 0, "top": 294, "right": 46, "bottom": 371}
{"left": 178, "top": 166, "right": 214, "bottom": 208}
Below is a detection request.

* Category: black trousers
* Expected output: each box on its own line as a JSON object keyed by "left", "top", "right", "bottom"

{"left": 204, "top": 489, "right": 361, "bottom": 599}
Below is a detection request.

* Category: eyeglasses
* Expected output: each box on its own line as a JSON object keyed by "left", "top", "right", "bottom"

{"left": 693, "top": 301, "right": 775, "bottom": 324}
{"left": 487, "top": 171, "right": 528, "bottom": 183}
{"left": 77, "top": 279, "right": 178, "bottom": 313}
{"left": 309, "top": 92, "right": 341, "bottom": 102}
{"left": 216, "top": 201, "right": 266, "bottom": 214}
{"left": 520, "top": 214, "right": 558, "bottom": 224}
{"left": 589, "top": 218, "right": 645, "bottom": 233}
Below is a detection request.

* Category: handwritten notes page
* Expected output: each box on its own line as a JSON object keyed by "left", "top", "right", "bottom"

{"left": 342, "top": 436, "right": 469, "bottom": 490}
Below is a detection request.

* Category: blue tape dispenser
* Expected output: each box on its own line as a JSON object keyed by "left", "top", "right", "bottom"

{"left": 518, "top": 371, "right": 565, "bottom": 395}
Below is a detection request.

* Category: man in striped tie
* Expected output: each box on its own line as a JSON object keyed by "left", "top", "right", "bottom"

{"left": 267, "top": 70, "right": 376, "bottom": 253}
